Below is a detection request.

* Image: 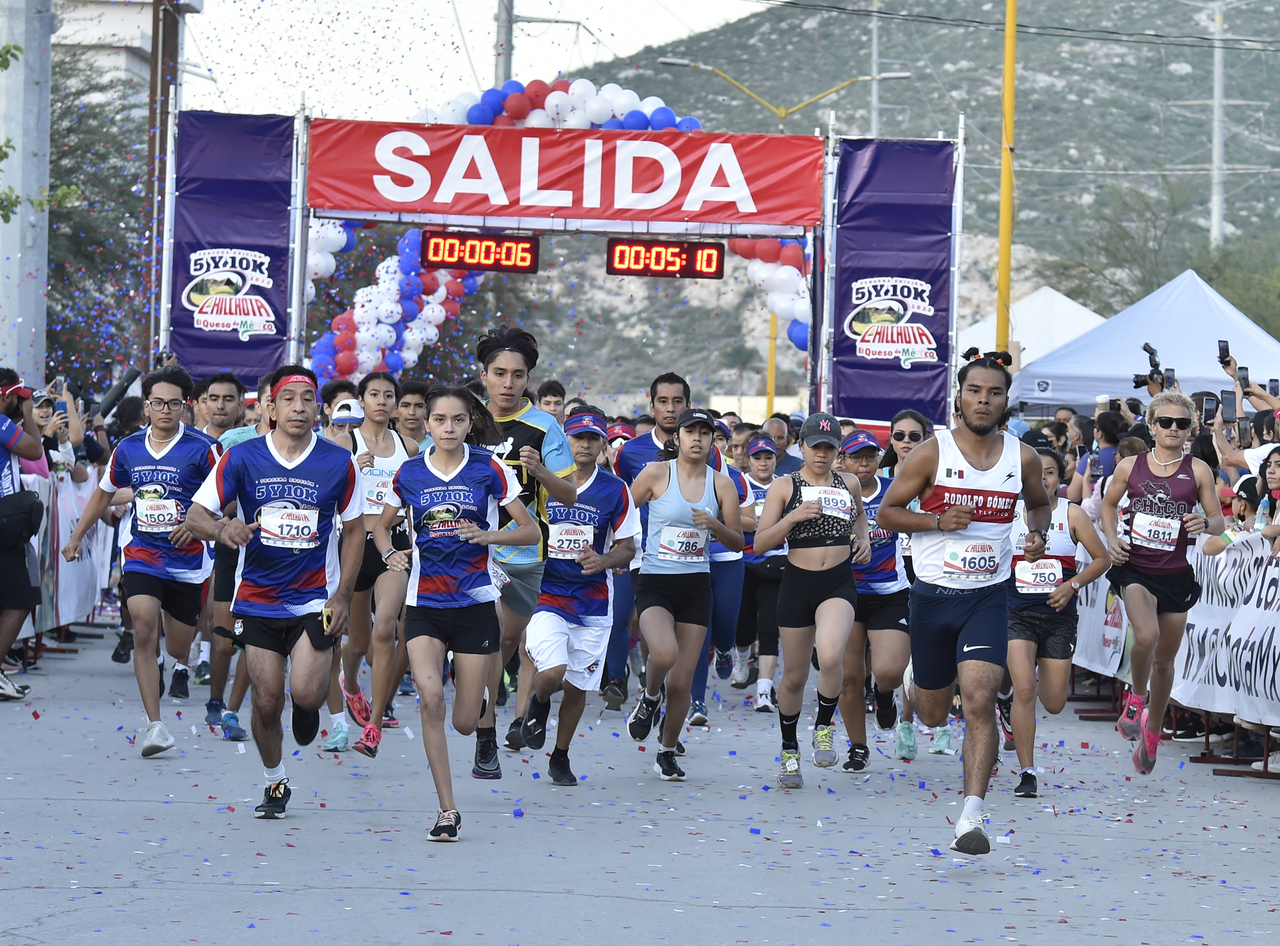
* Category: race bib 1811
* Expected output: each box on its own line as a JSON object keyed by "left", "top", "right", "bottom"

{"left": 1131, "top": 512, "right": 1179, "bottom": 551}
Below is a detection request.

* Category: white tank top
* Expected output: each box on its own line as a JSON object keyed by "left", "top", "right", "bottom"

{"left": 352, "top": 428, "right": 410, "bottom": 515}
{"left": 913, "top": 429, "right": 1023, "bottom": 588}
{"left": 1009, "top": 498, "right": 1077, "bottom": 594}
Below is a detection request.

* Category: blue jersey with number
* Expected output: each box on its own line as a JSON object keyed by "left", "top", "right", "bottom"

{"left": 192, "top": 433, "right": 363, "bottom": 617}
{"left": 535, "top": 467, "right": 640, "bottom": 627}
{"left": 709, "top": 464, "right": 750, "bottom": 562}
{"left": 387, "top": 444, "right": 521, "bottom": 609}
{"left": 851, "top": 475, "right": 909, "bottom": 595}
{"left": 102, "top": 424, "right": 221, "bottom": 583}
{"left": 742, "top": 473, "right": 785, "bottom": 563}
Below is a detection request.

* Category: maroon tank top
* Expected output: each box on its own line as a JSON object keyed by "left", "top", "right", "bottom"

{"left": 1124, "top": 453, "right": 1198, "bottom": 574}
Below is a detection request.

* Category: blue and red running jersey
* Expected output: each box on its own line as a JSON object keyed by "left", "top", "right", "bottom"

{"left": 742, "top": 473, "right": 786, "bottom": 564}
{"left": 101, "top": 424, "right": 222, "bottom": 583}
{"left": 851, "top": 475, "right": 909, "bottom": 595}
{"left": 385, "top": 444, "right": 522, "bottom": 609}
{"left": 192, "top": 432, "right": 363, "bottom": 617}
{"left": 535, "top": 466, "right": 641, "bottom": 627}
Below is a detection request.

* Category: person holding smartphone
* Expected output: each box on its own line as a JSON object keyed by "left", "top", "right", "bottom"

{"left": 1213, "top": 356, "right": 1280, "bottom": 473}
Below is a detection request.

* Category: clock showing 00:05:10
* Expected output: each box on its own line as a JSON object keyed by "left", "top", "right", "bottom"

{"left": 421, "top": 231, "right": 541, "bottom": 274}
{"left": 604, "top": 238, "right": 725, "bottom": 279}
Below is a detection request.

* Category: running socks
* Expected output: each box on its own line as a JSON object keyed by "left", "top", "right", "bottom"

{"left": 779, "top": 710, "right": 800, "bottom": 750}
{"left": 997, "top": 688, "right": 1012, "bottom": 701}
{"left": 550, "top": 746, "right": 569, "bottom": 763}
{"left": 330, "top": 712, "right": 344, "bottom": 731}
{"left": 264, "top": 763, "right": 286, "bottom": 783}
{"left": 199, "top": 641, "right": 210, "bottom": 663}
{"left": 173, "top": 662, "right": 189, "bottom": 673}
{"left": 961, "top": 795, "right": 984, "bottom": 821}
{"left": 815, "top": 691, "right": 839, "bottom": 727}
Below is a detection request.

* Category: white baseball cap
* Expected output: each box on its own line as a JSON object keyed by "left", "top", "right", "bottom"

{"left": 331, "top": 398, "right": 363, "bottom": 424}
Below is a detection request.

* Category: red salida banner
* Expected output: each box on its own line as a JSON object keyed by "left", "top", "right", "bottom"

{"left": 307, "top": 120, "right": 824, "bottom": 227}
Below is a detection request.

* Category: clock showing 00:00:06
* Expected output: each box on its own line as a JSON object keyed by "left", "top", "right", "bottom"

{"left": 421, "top": 232, "right": 540, "bottom": 274}
{"left": 605, "top": 238, "right": 725, "bottom": 279}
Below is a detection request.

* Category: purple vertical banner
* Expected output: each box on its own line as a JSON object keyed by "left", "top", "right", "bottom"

{"left": 828, "top": 139, "right": 955, "bottom": 427}
{"left": 169, "top": 112, "right": 294, "bottom": 381}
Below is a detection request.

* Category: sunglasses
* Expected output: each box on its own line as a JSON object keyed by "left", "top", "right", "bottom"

{"left": 1153, "top": 415, "right": 1192, "bottom": 430}
{"left": 891, "top": 430, "right": 924, "bottom": 442}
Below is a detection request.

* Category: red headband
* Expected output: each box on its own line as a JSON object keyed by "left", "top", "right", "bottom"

{"left": 269, "top": 374, "right": 317, "bottom": 402}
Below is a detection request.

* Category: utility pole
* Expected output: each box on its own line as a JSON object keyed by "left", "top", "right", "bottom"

{"left": 145, "top": 1, "right": 182, "bottom": 366}
{"left": 1210, "top": 1, "right": 1225, "bottom": 248}
{"left": 995, "top": 0, "right": 1017, "bottom": 352}
{"left": 494, "top": 0, "right": 515, "bottom": 87}
{"left": 870, "top": 0, "right": 880, "bottom": 137}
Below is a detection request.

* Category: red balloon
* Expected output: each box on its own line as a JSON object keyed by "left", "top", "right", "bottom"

{"left": 420, "top": 273, "right": 440, "bottom": 295}
{"left": 492, "top": 114, "right": 515, "bottom": 127}
{"left": 755, "top": 238, "right": 782, "bottom": 263}
{"left": 442, "top": 299, "right": 461, "bottom": 318}
{"left": 451, "top": 269, "right": 468, "bottom": 277}
{"left": 332, "top": 311, "right": 356, "bottom": 334}
{"left": 361, "top": 221, "right": 378, "bottom": 229}
{"left": 779, "top": 244, "right": 805, "bottom": 270}
{"left": 334, "top": 331, "right": 357, "bottom": 351}
{"left": 334, "top": 350, "right": 358, "bottom": 375}
{"left": 549, "top": 78, "right": 571, "bottom": 94}
{"left": 504, "top": 92, "right": 532, "bottom": 120}
{"left": 445, "top": 279, "right": 465, "bottom": 300}
{"left": 524, "top": 79, "right": 550, "bottom": 109}
{"left": 729, "top": 239, "right": 756, "bottom": 259}
{"left": 373, "top": 360, "right": 388, "bottom": 373}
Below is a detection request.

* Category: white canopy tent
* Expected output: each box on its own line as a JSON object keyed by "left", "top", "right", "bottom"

{"left": 958, "top": 286, "right": 1104, "bottom": 368}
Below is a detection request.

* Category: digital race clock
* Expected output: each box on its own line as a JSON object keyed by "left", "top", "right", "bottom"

{"left": 421, "top": 231, "right": 540, "bottom": 274}
{"left": 605, "top": 238, "right": 725, "bottom": 279}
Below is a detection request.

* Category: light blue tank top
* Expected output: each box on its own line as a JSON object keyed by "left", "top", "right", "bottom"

{"left": 641, "top": 459, "right": 718, "bottom": 575}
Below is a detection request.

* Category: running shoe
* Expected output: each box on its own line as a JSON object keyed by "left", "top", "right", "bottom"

{"left": 1172, "top": 715, "right": 1208, "bottom": 742}
{"left": 111, "top": 630, "right": 134, "bottom": 664}
{"left": 673, "top": 739, "right": 686, "bottom": 756}
{"left": 754, "top": 682, "right": 777, "bottom": 714}
{"left": 495, "top": 673, "right": 508, "bottom": 707}
{"left": 929, "top": 726, "right": 953, "bottom": 754}
{"left": 895, "top": 720, "right": 918, "bottom": 761}
{"left": 352, "top": 724, "right": 381, "bottom": 758}
{"left": 204, "top": 698, "right": 226, "bottom": 727}
{"left": 1250, "top": 750, "right": 1280, "bottom": 772}
{"left": 548, "top": 753, "right": 577, "bottom": 786}
{"left": 192, "top": 660, "right": 211, "bottom": 686}
{"left": 428, "top": 808, "right": 461, "bottom": 841}
{"left": 140, "top": 720, "right": 175, "bottom": 757}
{"left": 221, "top": 711, "right": 248, "bottom": 741}
{"left": 730, "top": 652, "right": 751, "bottom": 688}
{"left": 472, "top": 730, "right": 501, "bottom": 779}
{"left": 843, "top": 743, "right": 870, "bottom": 772}
{"left": 778, "top": 749, "right": 804, "bottom": 788}
{"left": 996, "top": 693, "right": 1015, "bottom": 751}
{"left": 321, "top": 721, "right": 350, "bottom": 752}
{"left": 381, "top": 703, "right": 399, "bottom": 729}
{"left": 0, "top": 669, "right": 28, "bottom": 700}
{"left": 687, "top": 700, "right": 709, "bottom": 727}
{"left": 628, "top": 643, "right": 644, "bottom": 683}
{"left": 1015, "top": 771, "right": 1038, "bottom": 797}
{"left": 255, "top": 779, "right": 291, "bottom": 820}
{"left": 812, "top": 724, "right": 838, "bottom": 767}
{"left": 398, "top": 672, "right": 415, "bottom": 696}
{"left": 169, "top": 667, "right": 190, "bottom": 701}
{"left": 1117, "top": 689, "right": 1146, "bottom": 741}
{"left": 653, "top": 749, "right": 686, "bottom": 781}
{"left": 505, "top": 718, "right": 527, "bottom": 751}
{"left": 714, "top": 648, "right": 733, "bottom": 680}
{"left": 521, "top": 696, "right": 552, "bottom": 750}
{"left": 627, "top": 693, "right": 661, "bottom": 742}
{"left": 950, "top": 812, "right": 990, "bottom": 855}
{"left": 602, "top": 678, "right": 627, "bottom": 711}
{"left": 1133, "top": 709, "right": 1160, "bottom": 775}
{"left": 345, "top": 686, "right": 372, "bottom": 729}
{"left": 292, "top": 701, "right": 320, "bottom": 746}
{"left": 873, "top": 683, "right": 898, "bottom": 730}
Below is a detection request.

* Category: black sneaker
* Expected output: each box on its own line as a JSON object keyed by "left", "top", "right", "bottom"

{"left": 254, "top": 779, "right": 291, "bottom": 819}
{"left": 168, "top": 667, "right": 190, "bottom": 700}
{"left": 996, "top": 694, "right": 1015, "bottom": 751}
{"left": 654, "top": 749, "right": 686, "bottom": 781}
{"left": 505, "top": 717, "right": 527, "bottom": 751}
{"left": 602, "top": 678, "right": 627, "bottom": 711}
{"left": 111, "top": 631, "right": 134, "bottom": 664}
{"left": 674, "top": 739, "right": 686, "bottom": 757}
{"left": 843, "top": 743, "right": 870, "bottom": 772}
{"left": 521, "top": 695, "right": 551, "bottom": 750}
{"left": 292, "top": 700, "right": 320, "bottom": 746}
{"left": 547, "top": 753, "right": 577, "bottom": 786}
{"left": 1014, "top": 771, "right": 1038, "bottom": 798}
{"left": 472, "top": 729, "right": 501, "bottom": 779}
{"left": 192, "top": 660, "right": 211, "bottom": 685}
{"left": 429, "top": 808, "right": 461, "bottom": 841}
{"left": 1173, "top": 715, "right": 1208, "bottom": 742}
{"left": 496, "top": 673, "right": 508, "bottom": 707}
{"left": 873, "top": 684, "right": 897, "bottom": 730}
{"left": 628, "top": 693, "right": 661, "bottom": 742}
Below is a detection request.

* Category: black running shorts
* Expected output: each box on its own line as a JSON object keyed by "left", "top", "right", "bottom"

{"left": 354, "top": 522, "right": 412, "bottom": 594}
{"left": 213, "top": 542, "right": 238, "bottom": 604}
{"left": 854, "top": 587, "right": 911, "bottom": 632}
{"left": 121, "top": 570, "right": 203, "bottom": 627}
{"left": 404, "top": 602, "right": 500, "bottom": 655}
{"left": 1007, "top": 608, "right": 1077, "bottom": 661}
{"left": 232, "top": 612, "right": 334, "bottom": 656}
{"left": 633, "top": 572, "right": 713, "bottom": 626}
{"left": 1107, "top": 562, "right": 1202, "bottom": 615}
{"left": 776, "top": 559, "right": 858, "bottom": 629}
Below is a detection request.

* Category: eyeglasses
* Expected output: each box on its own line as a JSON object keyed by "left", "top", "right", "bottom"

{"left": 147, "top": 398, "right": 185, "bottom": 413}
{"left": 1153, "top": 415, "right": 1192, "bottom": 430}
{"left": 891, "top": 430, "right": 924, "bottom": 442}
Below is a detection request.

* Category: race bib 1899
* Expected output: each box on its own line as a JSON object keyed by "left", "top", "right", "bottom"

{"left": 801, "top": 485, "right": 851, "bottom": 520}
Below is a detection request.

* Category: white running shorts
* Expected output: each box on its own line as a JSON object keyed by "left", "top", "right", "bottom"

{"left": 524, "top": 610, "right": 609, "bottom": 692}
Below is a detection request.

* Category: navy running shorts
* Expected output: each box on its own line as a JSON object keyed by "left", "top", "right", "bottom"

{"left": 908, "top": 580, "right": 1008, "bottom": 690}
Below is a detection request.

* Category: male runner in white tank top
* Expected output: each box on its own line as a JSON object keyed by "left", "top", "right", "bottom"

{"left": 878, "top": 352, "right": 1052, "bottom": 856}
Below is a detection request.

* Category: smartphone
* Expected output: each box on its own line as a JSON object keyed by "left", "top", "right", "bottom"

{"left": 1221, "top": 390, "right": 1237, "bottom": 424}
{"left": 1219, "top": 339, "right": 1230, "bottom": 364}
{"left": 1270, "top": 379, "right": 1279, "bottom": 398}
{"left": 1109, "top": 398, "right": 1122, "bottom": 412}
{"left": 1238, "top": 366, "right": 1250, "bottom": 391}
{"left": 1163, "top": 368, "right": 1176, "bottom": 390}
{"left": 1088, "top": 455, "right": 1102, "bottom": 477}
{"left": 55, "top": 399, "right": 67, "bottom": 415}
{"left": 1202, "top": 395, "right": 1219, "bottom": 426}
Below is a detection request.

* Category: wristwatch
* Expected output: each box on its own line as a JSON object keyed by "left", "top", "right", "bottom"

{"left": 1069, "top": 579, "right": 1081, "bottom": 591}
{"left": 1028, "top": 528, "right": 1049, "bottom": 545}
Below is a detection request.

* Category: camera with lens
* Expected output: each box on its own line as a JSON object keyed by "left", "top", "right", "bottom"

{"left": 1132, "top": 342, "right": 1161, "bottom": 389}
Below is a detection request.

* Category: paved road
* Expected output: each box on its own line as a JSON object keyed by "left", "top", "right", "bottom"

{"left": 3, "top": 631, "right": 1278, "bottom": 945}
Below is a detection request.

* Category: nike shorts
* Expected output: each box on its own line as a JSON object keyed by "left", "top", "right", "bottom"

{"left": 908, "top": 580, "right": 1007, "bottom": 690}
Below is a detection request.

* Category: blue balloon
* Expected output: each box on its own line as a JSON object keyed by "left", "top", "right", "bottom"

{"left": 481, "top": 88, "right": 506, "bottom": 114}
{"left": 398, "top": 273, "right": 423, "bottom": 299}
{"left": 648, "top": 106, "right": 678, "bottom": 130}
{"left": 466, "top": 103, "right": 495, "bottom": 125}
{"left": 393, "top": 324, "right": 407, "bottom": 345}
{"left": 462, "top": 275, "right": 478, "bottom": 294}
{"left": 786, "top": 318, "right": 809, "bottom": 351}
{"left": 339, "top": 227, "right": 358, "bottom": 253}
{"left": 500, "top": 79, "right": 525, "bottom": 96}
{"left": 600, "top": 118, "right": 624, "bottom": 130}
{"left": 397, "top": 229, "right": 422, "bottom": 252}
{"left": 398, "top": 253, "right": 421, "bottom": 277}
{"left": 622, "top": 109, "right": 650, "bottom": 131}
{"left": 383, "top": 351, "right": 404, "bottom": 374}
{"left": 312, "top": 354, "right": 335, "bottom": 376}
{"left": 400, "top": 299, "right": 419, "bottom": 320}
{"left": 676, "top": 115, "right": 702, "bottom": 133}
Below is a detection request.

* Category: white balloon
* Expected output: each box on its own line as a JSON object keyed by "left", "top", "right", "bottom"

{"left": 746, "top": 259, "right": 765, "bottom": 284}
{"left": 598, "top": 82, "right": 622, "bottom": 99}
{"left": 544, "top": 90, "right": 572, "bottom": 120}
{"left": 524, "top": 108, "right": 554, "bottom": 128}
{"left": 306, "top": 250, "right": 335, "bottom": 280}
{"left": 375, "top": 258, "right": 400, "bottom": 283}
{"left": 563, "top": 109, "right": 592, "bottom": 129}
{"left": 311, "top": 220, "right": 345, "bottom": 253}
{"left": 568, "top": 78, "right": 597, "bottom": 108}
{"left": 421, "top": 107, "right": 440, "bottom": 126}
{"left": 373, "top": 323, "right": 397, "bottom": 348}
{"left": 353, "top": 304, "right": 378, "bottom": 328}
{"left": 611, "top": 89, "right": 642, "bottom": 118}
{"left": 403, "top": 325, "right": 425, "bottom": 349}
{"left": 583, "top": 95, "right": 614, "bottom": 125}
{"left": 753, "top": 261, "right": 780, "bottom": 288}
{"left": 455, "top": 91, "right": 480, "bottom": 109}
{"left": 356, "top": 348, "right": 381, "bottom": 372}
{"left": 420, "top": 323, "right": 440, "bottom": 346}
{"left": 304, "top": 281, "right": 316, "bottom": 304}
{"left": 400, "top": 348, "right": 420, "bottom": 370}
{"left": 422, "top": 302, "right": 447, "bottom": 326}
{"left": 355, "top": 328, "right": 379, "bottom": 348}
{"left": 765, "top": 265, "right": 802, "bottom": 294}
{"left": 438, "top": 101, "right": 468, "bottom": 125}
{"left": 353, "top": 286, "right": 378, "bottom": 307}
{"left": 375, "top": 300, "right": 401, "bottom": 323}
{"left": 766, "top": 292, "right": 794, "bottom": 316}
{"left": 639, "top": 95, "right": 665, "bottom": 116}
{"left": 789, "top": 295, "right": 812, "bottom": 321}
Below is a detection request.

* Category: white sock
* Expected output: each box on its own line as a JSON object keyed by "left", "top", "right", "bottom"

{"left": 330, "top": 712, "right": 345, "bottom": 730}
{"left": 736, "top": 646, "right": 751, "bottom": 659}
{"left": 199, "top": 641, "right": 210, "bottom": 663}
{"left": 173, "top": 662, "right": 188, "bottom": 673}
{"left": 1021, "top": 766, "right": 1036, "bottom": 775}
{"left": 961, "top": 795, "right": 984, "bottom": 822}
{"left": 264, "top": 763, "right": 285, "bottom": 783}
{"left": 997, "top": 688, "right": 1012, "bottom": 700}
{"left": 156, "top": 654, "right": 164, "bottom": 666}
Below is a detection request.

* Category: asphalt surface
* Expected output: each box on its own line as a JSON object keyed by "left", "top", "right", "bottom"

{"left": 3, "top": 628, "right": 1279, "bottom": 946}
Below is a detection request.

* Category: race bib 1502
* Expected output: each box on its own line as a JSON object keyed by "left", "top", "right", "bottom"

{"left": 134, "top": 498, "right": 182, "bottom": 533}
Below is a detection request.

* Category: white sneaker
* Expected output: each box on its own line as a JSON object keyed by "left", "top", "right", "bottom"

{"left": 1251, "top": 750, "right": 1280, "bottom": 772}
{"left": 902, "top": 660, "right": 914, "bottom": 703}
{"left": 730, "top": 653, "right": 750, "bottom": 687}
{"left": 140, "top": 720, "right": 175, "bottom": 758}
{"left": 0, "top": 669, "right": 28, "bottom": 700}
{"left": 950, "top": 812, "right": 991, "bottom": 855}
{"left": 755, "top": 682, "right": 777, "bottom": 713}
{"left": 929, "top": 725, "right": 953, "bottom": 754}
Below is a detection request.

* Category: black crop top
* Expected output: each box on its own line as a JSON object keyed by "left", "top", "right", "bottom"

{"left": 781, "top": 471, "right": 858, "bottom": 549}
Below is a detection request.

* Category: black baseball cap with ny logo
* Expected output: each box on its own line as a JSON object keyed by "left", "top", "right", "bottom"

{"left": 798, "top": 412, "right": 841, "bottom": 447}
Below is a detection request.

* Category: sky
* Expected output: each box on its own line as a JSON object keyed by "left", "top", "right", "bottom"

{"left": 181, "top": 0, "right": 759, "bottom": 120}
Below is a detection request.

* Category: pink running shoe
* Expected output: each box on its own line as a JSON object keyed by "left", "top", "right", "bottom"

{"left": 1117, "top": 690, "right": 1146, "bottom": 741}
{"left": 1133, "top": 709, "right": 1159, "bottom": 774}
{"left": 352, "top": 724, "right": 381, "bottom": 759}
{"left": 345, "top": 687, "right": 373, "bottom": 729}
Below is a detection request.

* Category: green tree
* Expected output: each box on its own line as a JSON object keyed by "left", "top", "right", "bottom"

{"left": 0, "top": 44, "right": 23, "bottom": 224}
